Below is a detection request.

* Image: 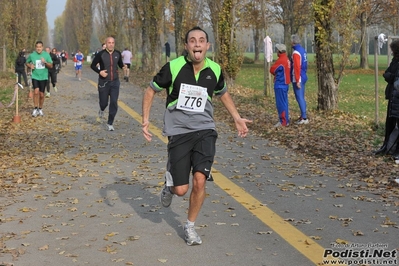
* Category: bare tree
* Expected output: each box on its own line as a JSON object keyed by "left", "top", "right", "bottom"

{"left": 172, "top": 0, "right": 185, "bottom": 56}
{"left": 384, "top": 0, "right": 399, "bottom": 35}
{"left": 241, "top": 0, "right": 269, "bottom": 62}
{"left": 206, "top": 0, "right": 222, "bottom": 61}
{"left": 93, "top": 0, "right": 124, "bottom": 42}
{"left": 130, "top": 0, "right": 163, "bottom": 73}
{"left": 270, "top": 0, "right": 312, "bottom": 52}
{"left": 357, "top": 0, "right": 384, "bottom": 69}
{"left": 383, "top": 0, "right": 399, "bottom": 35}
{"left": 74, "top": 0, "right": 93, "bottom": 55}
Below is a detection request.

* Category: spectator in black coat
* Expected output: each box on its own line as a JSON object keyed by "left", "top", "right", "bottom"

{"left": 15, "top": 50, "right": 28, "bottom": 87}
{"left": 374, "top": 39, "right": 399, "bottom": 156}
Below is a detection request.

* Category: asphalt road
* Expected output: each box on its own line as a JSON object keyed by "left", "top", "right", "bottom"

{"left": 0, "top": 62, "right": 398, "bottom": 266}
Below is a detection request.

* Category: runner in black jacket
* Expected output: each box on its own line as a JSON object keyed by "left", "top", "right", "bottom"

{"left": 45, "top": 47, "right": 60, "bottom": 97}
{"left": 90, "top": 37, "right": 126, "bottom": 131}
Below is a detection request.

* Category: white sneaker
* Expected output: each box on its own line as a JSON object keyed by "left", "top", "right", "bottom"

{"left": 38, "top": 109, "right": 44, "bottom": 116}
{"left": 274, "top": 121, "right": 289, "bottom": 127}
{"left": 184, "top": 224, "right": 202, "bottom": 246}
{"left": 295, "top": 118, "right": 309, "bottom": 125}
{"left": 45, "top": 92, "right": 50, "bottom": 98}
{"left": 160, "top": 185, "right": 174, "bottom": 207}
{"left": 53, "top": 86, "right": 58, "bottom": 92}
{"left": 32, "top": 109, "right": 38, "bottom": 117}
{"left": 107, "top": 124, "right": 114, "bottom": 131}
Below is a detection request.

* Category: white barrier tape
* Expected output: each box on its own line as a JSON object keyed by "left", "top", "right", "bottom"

{"left": 0, "top": 83, "right": 23, "bottom": 108}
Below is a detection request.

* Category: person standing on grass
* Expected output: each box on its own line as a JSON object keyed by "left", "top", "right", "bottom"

{"left": 374, "top": 39, "right": 399, "bottom": 156}
{"left": 270, "top": 44, "right": 291, "bottom": 127}
{"left": 44, "top": 47, "right": 59, "bottom": 97}
{"left": 121, "top": 47, "right": 132, "bottom": 82}
{"left": 142, "top": 26, "right": 252, "bottom": 246}
{"left": 90, "top": 37, "right": 126, "bottom": 131}
{"left": 74, "top": 50, "right": 84, "bottom": 81}
{"left": 26, "top": 41, "right": 53, "bottom": 117}
{"left": 291, "top": 34, "right": 309, "bottom": 125}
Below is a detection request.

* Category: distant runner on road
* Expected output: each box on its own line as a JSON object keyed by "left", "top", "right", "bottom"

{"left": 26, "top": 41, "right": 53, "bottom": 117}
{"left": 74, "top": 50, "right": 84, "bottom": 81}
{"left": 121, "top": 47, "right": 132, "bottom": 82}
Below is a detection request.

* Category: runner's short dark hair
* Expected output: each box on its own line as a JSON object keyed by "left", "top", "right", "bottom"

{"left": 184, "top": 26, "right": 209, "bottom": 43}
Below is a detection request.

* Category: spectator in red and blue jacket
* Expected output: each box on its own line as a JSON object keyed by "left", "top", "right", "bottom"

{"left": 270, "top": 44, "right": 291, "bottom": 127}
{"left": 291, "top": 34, "right": 309, "bottom": 125}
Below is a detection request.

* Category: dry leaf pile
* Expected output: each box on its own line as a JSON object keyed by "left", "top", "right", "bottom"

{"left": 213, "top": 85, "right": 399, "bottom": 198}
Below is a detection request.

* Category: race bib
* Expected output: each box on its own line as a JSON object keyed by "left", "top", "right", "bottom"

{"left": 176, "top": 83, "right": 208, "bottom": 112}
{"left": 76, "top": 61, "right": 82, "bottom": 66}
{"left": 35, "top": 59, "right": 45, "bottom": 69}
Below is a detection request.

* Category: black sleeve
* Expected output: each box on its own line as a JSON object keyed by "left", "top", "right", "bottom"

{"left": 118, "top": 51, "right": 124, "bottom": 69}
{"left": 90, "top": 51, "right": 101, "bottom": 73}
{"left": 51, "top": 54, "right": 60, "bottom": 64}
{"left": 387, "top": 61, "right": 399, "bottom": 84}
{"left": 152, "top": 63, "right": 172, "bottom": 89}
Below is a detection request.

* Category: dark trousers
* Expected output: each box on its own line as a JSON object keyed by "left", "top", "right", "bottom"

{"left": 98, "top": 79, "right": 120, "bottom": 125}
{"left": 16, "top": 70, "right": 28, "bottom": 86}
{"left": 383, "top": 101, "right": 398, "bottom": 145}
{"left": 46, "top": 71, "right": 57, "bottom": 92}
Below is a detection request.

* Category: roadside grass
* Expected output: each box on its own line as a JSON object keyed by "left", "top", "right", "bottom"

{"left": 0, "top": 72, "right": 18, "bottom": 107}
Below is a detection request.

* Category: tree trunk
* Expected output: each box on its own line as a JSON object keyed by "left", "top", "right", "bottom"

{"left": 314, "top": 0, "right": 338, "bottom": 111}
{"left": 253, "top": 28, "right": 260, "bottom": 62}
{"left": 316, "top": 58, "right": 338, "bottom": 110}
{"left": 206, "top": 0, "right": 221, "bottom": 61}
{"left": 141, "top": 18, "right": 150, "bottom": 72}
{"left": 173, "top": 0, "right": 184, "bottom": 56}
{"left": 281, "top": 0, "right": 294, "bottom": 54}
{"left": 359, "top": 11, "right": 369, "bottom": 69}
{"left": 148, "top": 0, "right": 162, "bottom": 74}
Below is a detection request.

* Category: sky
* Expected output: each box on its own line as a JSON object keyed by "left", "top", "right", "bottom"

{"left": 46, "top": 0, "right": 67, "bottom": 29}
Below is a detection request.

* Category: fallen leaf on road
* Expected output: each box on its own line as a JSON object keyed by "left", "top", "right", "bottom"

{"left": 38, "top": 245, "right": 49, "bottom": 251}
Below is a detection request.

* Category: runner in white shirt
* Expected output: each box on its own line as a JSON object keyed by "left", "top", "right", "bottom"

{"left": 121, "top": 48, "right": 133, "bottom": 82}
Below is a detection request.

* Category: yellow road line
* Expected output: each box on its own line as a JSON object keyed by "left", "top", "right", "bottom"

{"left": 87, "top": 78, "right": 327, "bottom": 265}
{"left": 212, "top": 170, "right": 327, "bottom": 265}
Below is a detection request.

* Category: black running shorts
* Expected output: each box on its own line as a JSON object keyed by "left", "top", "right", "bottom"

{"left": 166, "top": 129, "right": 218, "bottom": 186}
{"left": 32, "top": 79, "right": 48, "bottom": 93}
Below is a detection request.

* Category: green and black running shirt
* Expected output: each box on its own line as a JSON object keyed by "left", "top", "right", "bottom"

{"left": 150, "top": 56, "right": 227, "bottom": 136}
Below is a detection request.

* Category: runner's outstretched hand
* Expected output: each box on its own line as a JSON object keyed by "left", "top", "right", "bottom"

{"left": 142, "top": 121, "right": 153, "bottom": 142}
{"left": 235, "top": 118, "right": 252, "bottom": 138}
